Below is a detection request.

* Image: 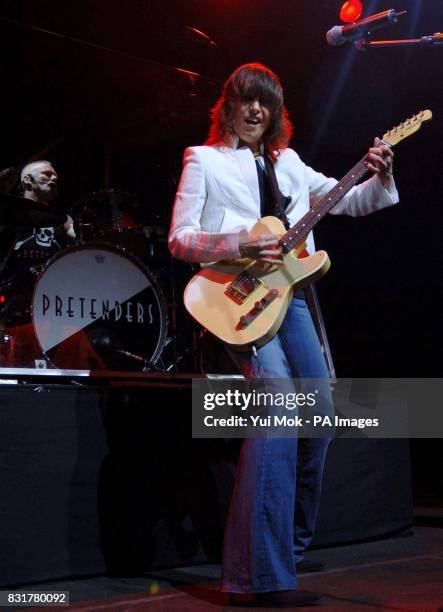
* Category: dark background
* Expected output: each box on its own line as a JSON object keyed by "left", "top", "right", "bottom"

{"left": 2, "top": 0, "right": 442, "bottom": 377}
{"left": 0, "top": 0, "right": 443, "bottom": 581}
{"left": 0, "top": 0, "right": 441, "bottom": 572}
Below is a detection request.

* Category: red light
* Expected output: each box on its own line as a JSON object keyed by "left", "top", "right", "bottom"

{"left": 0, "top": 295, "right": 6, "bottom": 304}
{"left": 340, "top": 0, "right": 363, "bottom": 23}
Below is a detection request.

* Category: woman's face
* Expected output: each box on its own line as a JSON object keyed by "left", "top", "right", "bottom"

{"left": 232, "top": 97, "right": 271, "bottom": 150}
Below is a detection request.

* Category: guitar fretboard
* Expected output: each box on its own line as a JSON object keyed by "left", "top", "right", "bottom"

{"left": 280, "top": 157, "right": 369, "bottom": 253}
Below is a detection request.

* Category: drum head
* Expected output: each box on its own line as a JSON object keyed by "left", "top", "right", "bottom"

{"left": 32, "top": 244, "right": 168, "bottom": 371}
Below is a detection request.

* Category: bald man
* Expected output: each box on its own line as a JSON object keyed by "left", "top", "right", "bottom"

{"left": 12, "top": 160, "right": 74, "bottom": 253}
{"left": 0, "top": 160, "right": 76, "bottom": 365}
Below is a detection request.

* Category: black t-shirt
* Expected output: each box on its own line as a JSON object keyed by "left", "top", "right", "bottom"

{"left": 12, "top": 224, "right": 69, "bottom": 270}
{"left": 0, "top": 222, "right": 74, "bottom": 326}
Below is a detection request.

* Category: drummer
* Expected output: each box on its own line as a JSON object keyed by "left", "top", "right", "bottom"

{"left": 7, "top": 160, "right": 75, "bottom": 288}
{"left": 15, "top": 160, "right": 75, "bottom": 257}
{"left": 0, "top": 161, "right": 77, "bottom": 366}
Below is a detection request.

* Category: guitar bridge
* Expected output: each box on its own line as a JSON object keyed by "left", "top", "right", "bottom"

{"left": 236, "top": 289, "right": 279, "bottom": 330}
{"left": 225, "top": 271, "right": 262, "bottom": 305}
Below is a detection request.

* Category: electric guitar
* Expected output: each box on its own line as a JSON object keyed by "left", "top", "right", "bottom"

{"left": 184, "top": 110, "right": 432, "bottom": 350}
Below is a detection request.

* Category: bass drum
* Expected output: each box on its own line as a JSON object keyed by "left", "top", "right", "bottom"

{"left": 32, "top": 244, "right": 168, "bottom": 371}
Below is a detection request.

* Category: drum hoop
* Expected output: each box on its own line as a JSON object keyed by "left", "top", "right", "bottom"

{"left": 31, "top": 242, "right": 169, "bottom": 368}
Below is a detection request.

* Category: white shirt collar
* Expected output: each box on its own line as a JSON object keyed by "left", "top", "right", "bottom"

{"left": 218, "top": 132, "right": 264, "bottom": 156}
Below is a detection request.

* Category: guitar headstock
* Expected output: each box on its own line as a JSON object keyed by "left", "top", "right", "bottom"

{"left": 382, "top": 110, "right": 432, "bottom": 146}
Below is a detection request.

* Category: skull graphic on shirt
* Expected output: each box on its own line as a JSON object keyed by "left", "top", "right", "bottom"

{"left": 34, "top": 227, "right": 55, "bottom": 246}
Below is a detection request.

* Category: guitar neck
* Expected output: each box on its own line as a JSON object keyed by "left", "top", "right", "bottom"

{"left": 280, "top": 156, "right": 368, "bottom": 253}
{"left": 278, "top": 109, "right": 432, "bottom": 253}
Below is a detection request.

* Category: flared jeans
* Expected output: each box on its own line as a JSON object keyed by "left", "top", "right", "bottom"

{"left": 221, "top": 294, "right": 332, "bottom": 593}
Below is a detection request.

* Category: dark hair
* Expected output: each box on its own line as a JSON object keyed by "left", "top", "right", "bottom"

{"left": 206, "top": 63, "right": 293, "bottom": 156}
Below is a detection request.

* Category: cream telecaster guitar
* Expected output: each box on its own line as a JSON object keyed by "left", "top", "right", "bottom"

{"left": 184, "top": 110, "right": 432, "bottom": 350}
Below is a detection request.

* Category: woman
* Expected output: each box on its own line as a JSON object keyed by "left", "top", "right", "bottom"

{"left": 169, "top": 63, "right": 397, "bottom": 606}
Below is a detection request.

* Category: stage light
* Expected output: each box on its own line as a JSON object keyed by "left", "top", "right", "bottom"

{"left": 149, "top": 582, "right": 160, "bottom": 596}
{"left": 340, "top": 0, "right": 363, "bottom": 23}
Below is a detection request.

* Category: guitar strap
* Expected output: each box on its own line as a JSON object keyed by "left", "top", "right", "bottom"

{"left": 263, "top": 153, "right": 291, "bottom": 230}
{"left": 264, "top": 152, "right": 336, "bottom": 381}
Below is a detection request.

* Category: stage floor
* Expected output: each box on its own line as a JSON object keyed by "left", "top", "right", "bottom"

{"left": 10, "top": 524, "right": 443, "bottom": 611}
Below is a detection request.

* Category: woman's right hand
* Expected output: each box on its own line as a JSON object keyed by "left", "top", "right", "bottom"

{"left": 239, "top": 232, "right": 283, "bottom": 265}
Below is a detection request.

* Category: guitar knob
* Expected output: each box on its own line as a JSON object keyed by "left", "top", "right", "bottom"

{"left": 239, "top": 315, "right": 248, "bottom": 329}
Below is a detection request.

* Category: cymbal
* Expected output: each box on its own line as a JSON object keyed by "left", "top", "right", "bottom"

{"left": 0, "top": 194, "right": 66, "bottom": 227}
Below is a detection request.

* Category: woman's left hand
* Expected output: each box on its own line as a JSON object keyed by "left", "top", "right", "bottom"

{"left": 366, "top": 137, "right": 394, "bottom": 188}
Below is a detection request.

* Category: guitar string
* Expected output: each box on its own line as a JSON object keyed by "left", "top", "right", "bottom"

{"left": 279, "top": 116, "right": 425, "bottom": 252}
{"left": 280, "top": 157, "right": 368, "bottom": 252}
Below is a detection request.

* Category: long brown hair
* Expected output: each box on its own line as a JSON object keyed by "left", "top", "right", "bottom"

{"left": 205, "top": 63, "right": 293, "bottom": 156}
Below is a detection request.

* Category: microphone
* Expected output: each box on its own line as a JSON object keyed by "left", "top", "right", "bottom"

{"left": 326, "top": 9, "right": 407, "bottom": 46}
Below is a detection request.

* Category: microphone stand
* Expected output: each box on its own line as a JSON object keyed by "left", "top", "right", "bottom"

{"left": 356, "top": 32, "right": 443, "bottom": 50}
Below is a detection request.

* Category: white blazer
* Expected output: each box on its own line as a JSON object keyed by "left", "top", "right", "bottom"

{"left": 169, "top": 139, "right": 399, "bottom": 263}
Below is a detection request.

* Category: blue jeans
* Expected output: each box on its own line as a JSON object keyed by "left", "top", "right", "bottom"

{"left": 221, "top": 294, "right": 332, "bottom": 593}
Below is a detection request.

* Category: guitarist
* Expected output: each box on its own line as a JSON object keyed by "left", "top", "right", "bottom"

{"left": 169, "top": 63, "right": 397, "bottom": 607}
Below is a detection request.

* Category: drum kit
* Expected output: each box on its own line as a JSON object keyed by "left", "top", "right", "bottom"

{"left": 0, "top": 190, "right": 190, "bottom": 372}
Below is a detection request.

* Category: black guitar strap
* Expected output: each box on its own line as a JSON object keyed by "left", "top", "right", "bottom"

{"left": 263, "top": 153, "right": 291, "bottom": 230}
